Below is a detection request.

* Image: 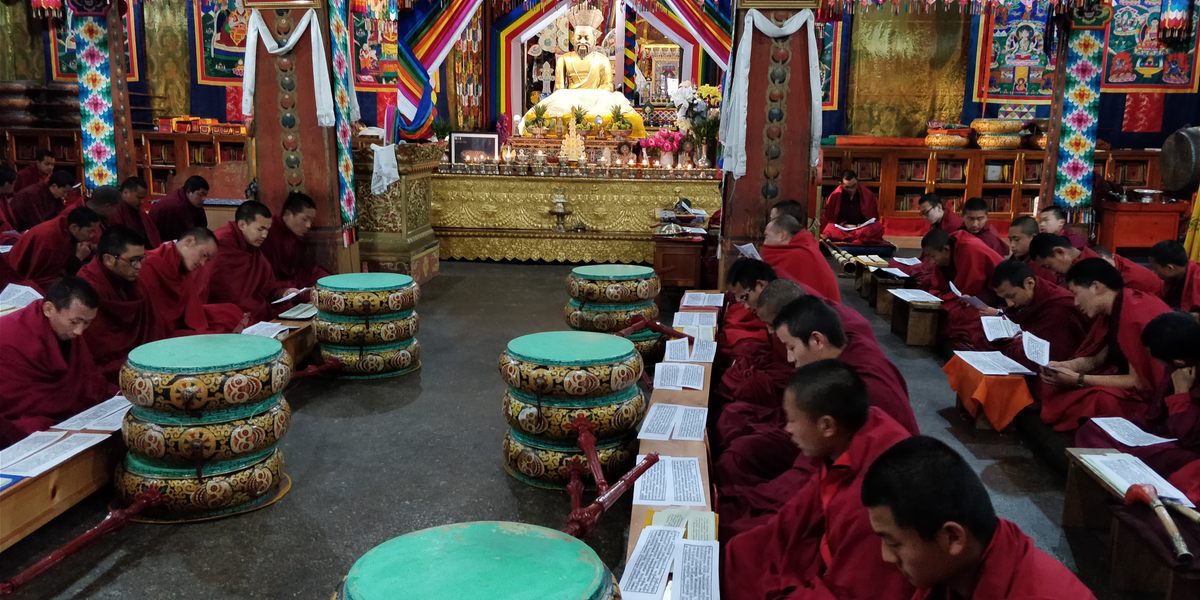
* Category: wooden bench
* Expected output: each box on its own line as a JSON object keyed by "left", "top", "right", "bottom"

{"left": 889, "top": 295, "right": 941, "bottom": 346}
{"left": 874, "top": 277, "right": 906, "bottom": 316}
{"left": 0, "top": 432, "right": 121, "bottom": 552}
{"left": 1063, "top": 448, "right": 1200, "bottom": 599}
{"left": 273, "top": 319, "right": 317, "bottom": 365}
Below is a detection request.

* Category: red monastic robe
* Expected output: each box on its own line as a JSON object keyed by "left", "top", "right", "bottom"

{"left": 149, "top": 188, "right": 207, "bottom": 243}
{"left": 961, "top": 223, "right": 1009, "bottom": 256}
{"left": 0, "top": 253, "right": 38, "bottom": 291}
{"left": 1064, "top": 247, "right": 1163, "bottom": 296}
{"left": 12, "top": 164, "right": 44, "bottom": 194}
{"left": 1063, "top": 229, "right": 1087, "bottom": 249}
{"left": 8, "top": 183, "right": 62, "bottom": 232}
{"left": 720, "top": 302, "right": 769, "bottom": 349}
{"left": 209, "top": 222, "right": 286, "bottom": 321}
{"left": 886, "top": 213, "right": 967, "bottom": 288}
{"left": 913, "top": 519, "right": 1096, "bottom": 600}
{"left": 109, "top": 201, "right": 162, "bottom": 249}
{"left": 76, "top": 259, "right": 165, "bottom": 382}
{"left": 260, "top": 216, "right": 329, "bottom": 289}
{"left": 139, "top": 241, "right": 244, "bottom": 336}
{"left": 0, "top": 303, "right": 117, "bottom": 445}
{"left": 934, "top": 210, "right": 965, "bottom": 233}
{"left": 722, "top": 408, "right": 914, "bottom": 600}
{"left": 995, "top": 277, "right": 1090, "bottom": 370}
{"left": 928, "top": 231, "right": 1004, "bottom": 350}
{"left": 762, "top": 231, "right": 842, "bottom": 302}
{"left": 1016, "top": 252, "right": 1060, "bottom": 285}
{"left": 1162, "top": 261, "right": 1200, "bottom": 313}
{"left": 1038, "top": 288, "right": 1171, "bottom": 431}
{"left": 8, "top": 213, "right": 82, "bottom": 289}
{"left": 0, "top": 190, "right": 15, "bottom": 228}
{"left": 821, "top": 185, "right": 885, "bottom": 244}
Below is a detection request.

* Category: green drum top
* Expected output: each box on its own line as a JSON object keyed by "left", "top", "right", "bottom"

{"left": 506, "top": 331, "right": 635, "bottom": 366}
{"left": 343, "top": 522, "right": 611, "bottom": 600}
{"left": 317, "top": 272, "right": 414, "bottom": 292}
{"left": 570, "top": 264, "right": 656, "bottom": 281}
{"left": 126, "top": 335, "right": 282, "bottom": 373}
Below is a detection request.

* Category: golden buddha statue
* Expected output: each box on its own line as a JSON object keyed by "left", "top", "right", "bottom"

{"left": 522, "top": 6, "right": 646, "bottom": 139}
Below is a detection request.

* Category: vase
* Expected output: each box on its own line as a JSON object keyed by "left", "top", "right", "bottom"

{"left": 660, "top": 151, "right": 675, "bottom": 169}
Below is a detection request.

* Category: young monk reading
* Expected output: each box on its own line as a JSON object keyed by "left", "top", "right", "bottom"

{"left": 959, "top": 197, "right": 1009, "bottom": 255}
{"left": 722, "top": 359, "right": 914, "bottom": 600}
{"left": 1149, "top": 239, "right": 1200, "bottom": 315}
{"left": 987, "top": 260, "right": 1089, "bottom": 368}
{"left": 861, "top": 436, "right": 1095, "bottom": 600}
{"left": 8, "top": 206, "right": 102, "bottom": 289}
{"left": 260, "top": 191, "right": 330, "bottom": 289}
{"left": 1006, "top": 215, "right": 1058, "bottom": 282}
{"left": 109, "top": 176, "right": 160, "bottom": 248}
{"left": 150, "top": 175, "right": 209, "bottom": 242}
{"left": 918, "top": 193, "right": 964, "bottom": 233}
{"left": 13, "top": 149, "right": 55, "bottom": 193}
{"left": 1037, "top": 205, "right": 1087, "bottom": 249}
{"left": 0, "top": 277, "right": 117, "bottom": 447}
{"left": 0, "top": 165, "right": 17, "bottom": 236}
{"left": 8, "top": 169, "right": 75, "bottom": 232}
{"left": 920, "top": 228, "right": 1004, "bottom": 349}
{"left": 761, "top": 214, "right": 841, "bottom": 302}
{"left": 820, "top": 170, "right": 885, "bottom": 244}
{"left": 720, "top": 257, "right": 776, "bottom": 350}
{"left": 139, "top": 227, "right": 245, "bottom": 336}
{"left": 1029, "top": 233, "right": 1163, "bottom": 296}
{"left": 209, "top": 200, "right": 300, "bottom": 321}
{"left": 769, "top": 199, "right": 806, "bottom": 223}
{"left": 1038, "top": 258, "right": 1171, "bottom": 431}
{"left": 77, "top": 225, "right": 164, "bottom": 382}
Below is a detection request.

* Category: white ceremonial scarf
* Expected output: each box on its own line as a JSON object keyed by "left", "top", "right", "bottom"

{"left": 241, "top": 9, "right": 343, "bottom": 127}
{"left": 719, "top": 9, "right": 821, "bottom": 179}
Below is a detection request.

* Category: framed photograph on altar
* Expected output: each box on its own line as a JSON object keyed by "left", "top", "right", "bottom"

{"left": 450, "top": 133, "right": 499, "bottom": 164}
{"left": 244, "top": 0, "right": 320, "bottom": 8}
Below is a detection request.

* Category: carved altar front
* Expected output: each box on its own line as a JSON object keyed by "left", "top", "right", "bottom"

{"left": 429, "top": 174, "right": 721, "bottom": 263}
{"left": 354, "top": 143, "right": 442, "bottom": 282}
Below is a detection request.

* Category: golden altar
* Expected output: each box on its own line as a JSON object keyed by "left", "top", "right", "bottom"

{"left": 429, "top": 172, "right": 721, "bottom": 264}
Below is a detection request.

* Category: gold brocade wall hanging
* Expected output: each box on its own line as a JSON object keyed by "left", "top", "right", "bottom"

{"left": 846, "top": 10, "right": 969, "bottom": 137}
{"left": 144, "top": 0, "right": 190, "bottom": 118}
{"left": 451, "top": 10, "right": 484, "bottom": 130}
{"left": 0, "top": 3, "right": 47, "bottom": 81}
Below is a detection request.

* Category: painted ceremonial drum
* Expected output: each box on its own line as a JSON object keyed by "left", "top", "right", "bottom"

{"left": 119, "top": 335, "right": 291, "bottom": 413}
{"left": 499, "top": 331, "right": 642, "bottom": 398}
{"left": 321, "top": 338, "right": 422, "bottom": 379}
{"left": 563, "top": 299, "right": 659, "bottom": 333}
{"left": 627, "top": 328, "right": 665, "bottom": 361}
{"left": 502, "top": 386, "right": 646, "bottom": 441}
{"left": 313, "top": 273, "right": 419, "bottom": 316}
{"left": 567, "top": 264, "right": 660, "bottom": 303}
{"left": 114, "top": 448, "right": 285, "bottom": 518}
{"left": 338, "top": 521, "right": 618, "bottom": 600}
{"left": 314, "top": 309, "right": 419, "bottom": 346}
{"left": 502, "top": 430, "right": 636, "bottom": 488}
{"left": 122, "top": 395, "right": 290, "bottom": 464}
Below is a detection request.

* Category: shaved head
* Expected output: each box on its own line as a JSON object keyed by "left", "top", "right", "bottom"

{"left": 755, "top": 279, "right": 806, "bottom": 327}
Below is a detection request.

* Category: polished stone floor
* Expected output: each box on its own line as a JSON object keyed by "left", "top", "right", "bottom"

{"left": 1, "top": 260, "right": 1143, "bottom": 599}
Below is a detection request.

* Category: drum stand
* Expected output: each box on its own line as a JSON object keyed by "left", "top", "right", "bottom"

{"left": 561, "top": 414, "right": 660, "bottom": 539}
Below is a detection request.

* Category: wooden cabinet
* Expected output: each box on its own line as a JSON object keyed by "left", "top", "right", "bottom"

{"left": 1, "top": 128, "right": 85, "bottom": 184}
{"left": 1097, "top": 201, "right": 1191, "bottom": 252}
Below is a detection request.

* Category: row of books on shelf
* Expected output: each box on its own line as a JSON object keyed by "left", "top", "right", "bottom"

{"left": 1112, "top": 161, "right": 1147, "bottom": 186}
{"left": 13, "top": 144, "right": 79, "bottom": 162}
{"left": 937, "top": 161, "right": 967, "bottom": 183}
{"left": 897, "top": 160, "right": 927, "bottom": 182}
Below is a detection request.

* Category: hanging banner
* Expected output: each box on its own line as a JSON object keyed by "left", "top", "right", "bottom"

{"left": 194, "top": 0, "right": 251, "bottom": 86}
{"left": 350, "top": 15, "right": 401, "bottom": 91}
{"left": 971, "top": 0, "right": 1056, "bottom": 105}
{"left": 50, "top": 7, "right": 139, "bottom": 82}
{"left": 1101, "top": 0, "right": 1199, "bottom": 92}
{"left": 820, "top": 21, "right": 842, "bottom": 110}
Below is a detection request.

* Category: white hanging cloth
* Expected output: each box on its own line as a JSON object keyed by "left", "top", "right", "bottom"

{"left": 719, "top": 9, "right": 821, "bottom": 179}
{"left": 241, "top": 9, "right": 336, "bottom": 127}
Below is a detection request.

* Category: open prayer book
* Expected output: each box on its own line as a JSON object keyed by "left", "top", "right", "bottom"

{"left": 953, "top": 351, "right": 1034, "bottom": 376}
{"left": 1079, "top": 452, "right": 1194, "bottom": 508}
{"left": 734, "top": 242, "right": 762, "bottom": 261}
{"left": 833, "top": 217, "right": 877, "bottom": 232}
{"left": 278, "top": 303, "right": 317, "bottom": 320}
{"left": 948, "top": 281, "right": 989, "bottom": 310}
{"left": 980, "top": 316, "right": 1021, "bottom": 342}
{"left": 0, "top": 284, "right": 42, "bottom": 316}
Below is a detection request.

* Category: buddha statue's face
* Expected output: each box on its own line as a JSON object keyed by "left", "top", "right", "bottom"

{"left": 573, "top": 26, "right": 597, "bottom": 55}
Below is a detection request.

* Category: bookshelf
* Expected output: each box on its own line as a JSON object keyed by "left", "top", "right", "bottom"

{"left": 815, "top": 146, "right": 1163, "bottom": 232}
{"left": 1, "top": 128, "right": 85, "bottom": 184}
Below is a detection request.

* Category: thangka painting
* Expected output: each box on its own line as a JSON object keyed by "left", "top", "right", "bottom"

{"left": 972, "top": 0, "right": 1057, "bottom": 104}
{"left": 820, "top": 22, "right": 842, "bottom": 110}
{"left": 194, "top": 0, "right": 250, "bottom": 86}
{"left": 50, "top": 9, "right": 140, "bottom": 82}
{"left": 1101, "top": 0, "right": 1199, "bottom": 92}
{"left": 350, "top": 15, "right": 401, "bottom": 91}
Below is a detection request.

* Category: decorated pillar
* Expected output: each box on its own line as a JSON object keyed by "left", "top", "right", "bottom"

{"left": 67, "top": 0, "right": 137, "bottom": 189}
{"left": 719, "top": 2, "right": 821, "bottom": 269}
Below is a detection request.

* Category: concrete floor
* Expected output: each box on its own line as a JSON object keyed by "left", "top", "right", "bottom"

{"left": 1, "top": 260, "right": 1140, "bottom": 598}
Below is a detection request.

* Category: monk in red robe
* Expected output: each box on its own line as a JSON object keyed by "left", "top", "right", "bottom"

{"left": 1038, "top": 205, "right": 1087, "bottom": 249}
{"left": 921, "top": 228, "right": 1004, "bottom": 350}
{"left": 0, "top": 277, "right": 117, "bottom": 447}
{"left": 1007, "top": 215, "right": 1058, "bottom": 282}
{"left": 820, "top": 170, "right": 885, "bottom": 244}
{"left": 1030, "top": 233, "right": 1163, "bottom": 296}
{"left": 1038, "top": 258, "right": 1171, "bottom": 431}
{"left": 1150, "top": 239, "right": 1200, "bottom": 315}
{"left": 109, "top": 176, "right": 161, "bottom": 249}
{"left": 0, "top": 165, "right": 17, "bottom": 237}
{"left": 0, "top": 252, "right": 38, "bottom": 291}
{"left": 721, "top": 258, "right": 775, "bottom": 350}
{"left": 139, "top": 227, "right": 245, "bottom": 336}
{"left": 723, "top": 360, "right": 914, "bottom": 599}
{"left": 209, "top": 200, "right": 299, "bottom": 321}
{"left": 260, "top": 191, "right": 330, "bottom": 288}
{"left": 13, "top": 149, "right": 55, "bottom": 193}
{"left": 887, "top": 194, "right": 964, "bottom": 287}
{"left": 959, "top": 197, "right": 1009, "bottom": 255}
{"left": 1076, "top": 312, "right": 1200, "bottom": 490}
{"left": 761, "top": 215, "right": 841, "bottom": 302}
{"left": 8, "top": 207, "right": 102, "bottom": 289}
{"left": 988, "top": 260, "right": 1090, "bottom": 370}
{"left": 77, "top": 225, "right": 165, "bottom": 382}
{"left": 8, "top": 169, "right": 74, "bottom": 232}
{"left": 862, "top": 436, "right": 1095, "bottom": 600}
{"left": 150, "top": 176, "right": 209, "bottom": 242}
{"left": 62, "top": 184, "right": 120, "bottom": 245}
